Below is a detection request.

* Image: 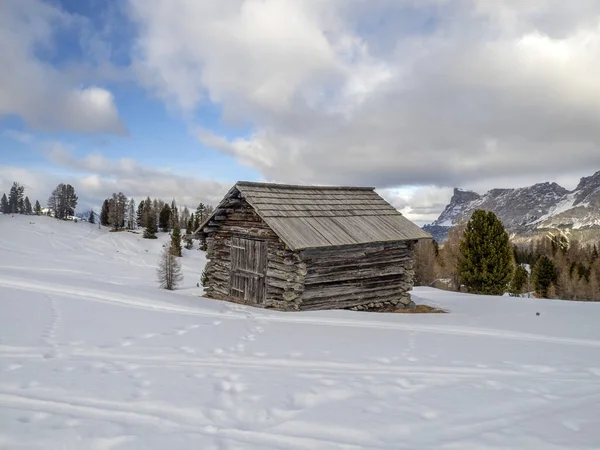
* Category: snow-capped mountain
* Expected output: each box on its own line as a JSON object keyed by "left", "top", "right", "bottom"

{"left": 425, "top": 170, "right": 600, "bottom": 241}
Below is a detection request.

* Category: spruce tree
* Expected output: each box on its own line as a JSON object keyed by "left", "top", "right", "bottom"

{"left": 159, "top": 204, "right": 171, "bottom": 232}
{"left": 170, "top": 199, "right": 179, "bottom": 230}
{"left": 24, "top": 197, "right": 32, "bottom": 214}
{"left": 1, "top": 194, "right": 8, "bottom": 213}
{"left": 34, "top": 200, "right": 42, "bottom": 215}
{"left": 532, "top": 255, "right": 558, "bottom": 298}
{"left": 196, "top": 203, "right": 205, "bottom": 223}
{"left": 48, "top": 184, "right": 77, "bottom": 219}
{"left": 89, "top": 209, "right": 96, "bottom": 224}
{"left": 186, "top": 216, "right": 194, "bottom": 235}
{"left": 458, "top": 210, "right": 513, "bottom": 295}
{"left": 144, "top": 219, "right": 158, "bottom": 239}
{"left": 9, "top": 182, "right": 24, "bottom": 214}
{"left": 137, "top": 200, "right": 146, "bottom": 228}
{"left": 143, "top": 201, "right": 157, "bottom": 239}
{"left": 100, "top": 199, "right": 110, "bottom": 226}
{"left": 509, "top": 265, "right": 529, "bottom": 296}
{"left": 170, "top": 225, "right": 182, "bottom": 257}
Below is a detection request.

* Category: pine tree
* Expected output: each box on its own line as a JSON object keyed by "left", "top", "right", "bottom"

{"left": 9, "top": 182, "right": 24, "bottom": 214}
{"left": 592, "top": 244, "right": 599, "bottom": 261}
{"left": 48, "top": 184, "right": 77, "bottom": 219}
{"left": 157, "top": 246, "right": 183, "bottom": 290}
{"left": 89, "top": 209, "right": 96, "bottom": 224}
{"left": 159, "top": 204, "right": 172, "bottom": 232}
{"left": 100, "top": 199, "right": 110, "bottom": 226}
{"left": 458, "top": 210, "right": 513, "bottom": 295}
{"left": 1, "top": 193, "right": 8, "bottom": 213}
{"left": 144, "top": 219, "right": 158, "bottom": 239}
{"left": 170, "top": 225, "right": 182, "bottom": 257}
{"left": 170, "top": 199, "right": 179, "bottom": 230}
{"left": 195, "top": 203, "right": 205, "bottom": 224}
{"left": 136, "top": 200, "right": 145, "bottom": 228}
{"left": 532, "top": 255, "right": 558, "bottom": 298}
{"left": 509, "top": 265, "right": 529, "bottom": 296}
{"left": 143, "top": 201, "right": 157, "bottom": 239}
{"left": 24, "top": 197, "right": 32, "bottom": 214}
{"left": 186, "top": 215, "right": 194, "bottom": 235}
{"left": 34, "top": 200, "right": 42, "bottom": 215}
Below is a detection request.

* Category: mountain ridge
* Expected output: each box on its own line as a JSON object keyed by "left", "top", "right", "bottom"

{"left": 425, "top": 170, "right": 600, "bottom": 242}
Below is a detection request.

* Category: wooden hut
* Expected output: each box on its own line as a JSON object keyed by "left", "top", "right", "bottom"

{"left": 196, "top": 182, "right": 431, "bottom": 311}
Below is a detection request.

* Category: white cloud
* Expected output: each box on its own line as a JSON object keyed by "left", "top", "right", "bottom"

{"left": 129, "top": 0, "right": 600, "bottom": 201}
{"left": 2, "top": 130, "right": 34, "bottom": 144}
{"left": 39, "top": 145, "right": 231, "bottom": 211}
{"left": 0, "top": 0, "right": 126, "bottom": 135}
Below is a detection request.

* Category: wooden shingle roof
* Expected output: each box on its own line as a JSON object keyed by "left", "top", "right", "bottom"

{"left": 201, "top": 181, "right": 431, "bottom": 250}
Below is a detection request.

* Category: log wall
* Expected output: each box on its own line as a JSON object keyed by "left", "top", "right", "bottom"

{"left": 298, "top": 241, "right": 417, "bottom": 311}
{"left": 203, "top": 200, "right": 306, "bottom": 310}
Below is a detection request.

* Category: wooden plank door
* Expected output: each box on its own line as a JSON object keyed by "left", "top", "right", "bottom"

{"left": 230, "top": 236, "right": 267, "bottom": 304}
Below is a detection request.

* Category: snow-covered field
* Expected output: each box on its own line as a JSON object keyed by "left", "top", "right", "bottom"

{"left": 1, "top": 215, "right": 600, "bottom": 449}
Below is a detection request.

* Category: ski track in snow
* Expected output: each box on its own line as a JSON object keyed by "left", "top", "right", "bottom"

{"left": 1, "top": 215, "right": 600, "bottom": 449}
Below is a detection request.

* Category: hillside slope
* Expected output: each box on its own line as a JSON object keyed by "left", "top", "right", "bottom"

{"left": 1, "top": 215, "right": 600, "bottom": 449}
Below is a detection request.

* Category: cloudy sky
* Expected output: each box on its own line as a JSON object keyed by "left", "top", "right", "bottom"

{"left": 2, "top": 0, "right": 600, "bottom": 225}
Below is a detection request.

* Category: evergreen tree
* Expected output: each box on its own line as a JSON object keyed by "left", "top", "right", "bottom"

{"left": 195, "top": 203, "right": 205, "bottom": 224}
{"left": 1, "top": 193, "right": 8, "bottom": 213}
{"left": 532, "top": 255, "right": 558, "bottom": 298}
{"left": 186, "top": 215, "right": 194, "bottom": 235}
{"left": 48, "top": 183, "right": 77, "bottom": 219}
{"left": 137, "top": 199, "right": 146, "bottom": 228}
{"left": 458, "top": 210, "right": 513, "bottom": 295}
{"left": 143, "top": 201, "right": 157, "bottom": 239}
{"left": 24, "top": 196, "right": 32, "bottom": 214}
{"left": 9, "top": 182, "right": 24, "bottom": 214}
{"left": 100, "top": 199, "right": 110, "bottom": 226}
{"left": 170, "top": 199, "right": 179, "bottom": 230}
{"left": 170, "top": 225, "right": 183, "bottom": 257}
{"left": 143, "top": 219, "right": 158, "bottom": 239}
{"left": 34, "top": 200, "right": 42, "bottom": 215}
{"left": 509, "top": 265, "right": 529, "bottom": 296}
{"left": 592, "top": 244, "right": 599, "bottom": 261}
{"left": 159, "top": 204, "right": 172, "bottom": 232}
{"left": 89, "top": 209, "right": 96, "bottom": 224}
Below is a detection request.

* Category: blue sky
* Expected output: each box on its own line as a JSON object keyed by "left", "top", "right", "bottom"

{"left": 2, "top": 0, "right": 600, "bottom": 224}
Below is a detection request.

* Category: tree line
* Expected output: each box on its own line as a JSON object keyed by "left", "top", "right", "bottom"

{"left": 1, "top": 182, "right": 41, "bottom": 215}
{"left": 415, "top": 209, "right": 600, "bottom": 301}
{"left": 98, "top": 194, "right": 214, "bottom": 239}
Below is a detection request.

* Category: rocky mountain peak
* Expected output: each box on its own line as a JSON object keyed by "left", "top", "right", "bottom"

{"left": 428, "top": 169, "right": 600, "bottom": 242}
{"left": 574, "top": 171, "right": 600, "bottom": 206}
{"left": 451, "top": 188, "right": 481, "bottom": 204}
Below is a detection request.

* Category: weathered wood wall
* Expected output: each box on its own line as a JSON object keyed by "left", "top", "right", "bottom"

{"left": 298, "top": 241, "right": 416, "bottom": 311}
{"left": 203, "top": 200, "right": 306, "bottom": 310}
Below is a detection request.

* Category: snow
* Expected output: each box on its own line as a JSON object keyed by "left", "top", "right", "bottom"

{"left": 2, "top": 215, "right": 600, "bottom": 449}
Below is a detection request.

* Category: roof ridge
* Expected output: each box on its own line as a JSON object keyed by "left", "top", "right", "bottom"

{"left": 236, "top": 181, "right": 375, "bottom": 191}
